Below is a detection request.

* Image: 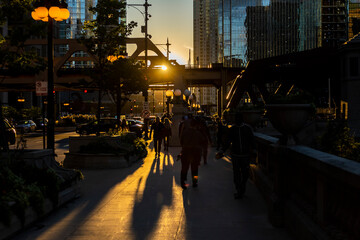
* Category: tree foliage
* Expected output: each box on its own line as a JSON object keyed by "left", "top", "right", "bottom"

{"left": 80, "top": 0, "right": 137, "bottom": 68}
{"left": 105, "top": 58, "right": 147, "bottom": 109}
{"left": 0, "top": 0, "right": 46, "bottom": 76}
{"left": 0, "top": 0, "right": 46, "bottom": 150}
{"left": 318, "top": 121, "right": 360, "bottom": 162}
{"left": 79, "top": 0, "right": 144, "bottom": 121}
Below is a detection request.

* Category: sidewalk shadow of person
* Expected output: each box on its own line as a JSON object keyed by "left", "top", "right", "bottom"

{"left": 180, "top": 148, "right": 241, "bottom": 239}
{"left": 131, "top": 151, "right": 175, "bottom": 239}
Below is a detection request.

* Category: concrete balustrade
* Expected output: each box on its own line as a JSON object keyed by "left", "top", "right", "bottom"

{"left": 251, "top": 132, "right": 360, "bottom": 240}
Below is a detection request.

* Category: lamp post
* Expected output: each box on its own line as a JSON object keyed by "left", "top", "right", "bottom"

{"left": 31, "top": 0, "right": 70, "bottom": 151}
{"left": 184, "top": 89, "right": 191, "bottom": 101}
{"left": 173, "top": 89, "right": 182, "bottom": 105}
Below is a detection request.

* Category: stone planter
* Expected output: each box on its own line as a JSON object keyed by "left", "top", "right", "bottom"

{"left": 63, "top": 133, "right": 146, "bottom": 169}
{"left": 0, "top": 150, "right": 81, "bottom": 240}
{"left": 241, "top": 110, "right": 264, "bottom": 128}
{"left": 64, "top": 153, "right": 130, "bottom": 169}
{"left": 265, "top": 104, "right": 313, "bottom": 145}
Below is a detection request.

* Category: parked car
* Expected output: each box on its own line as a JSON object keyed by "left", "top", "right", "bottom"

{"left": 1, "top": 118, "right": 16, "bottom": 145}
{"left": 15, "top": 120, "right": 37, "bottom": 133}
{"left": 76, "top": 118, "right": 118, "bottom": 135}
{"left": 127, "top": 119, "right": 144, "bottom": 137}
{"left": 35, "top": 118, "right": 48, "bottom": 129}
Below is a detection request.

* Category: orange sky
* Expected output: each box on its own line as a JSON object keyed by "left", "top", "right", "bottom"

{"left": 126, "top": 0, "right": 193, "bottom": 65}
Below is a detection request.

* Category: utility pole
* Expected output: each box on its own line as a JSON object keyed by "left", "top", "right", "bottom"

{"left": 144, "top": 0, "right": 150, "bottom": 102}
{"left": 156, "top": 38, "right": 171, "bottom": 60}
{"left": 129, "top": 1, "right": 151, "bottom": 103}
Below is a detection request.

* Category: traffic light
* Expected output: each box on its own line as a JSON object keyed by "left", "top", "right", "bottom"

{"left": 84, "top": 89, "right": 88, "bottom": 93}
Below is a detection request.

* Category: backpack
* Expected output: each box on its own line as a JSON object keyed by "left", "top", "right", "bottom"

{"left": 180, "top": 120, "right": 205, "bottom": 148}
{"left": 230, "top": 124, "right": 254, "bottom": 156}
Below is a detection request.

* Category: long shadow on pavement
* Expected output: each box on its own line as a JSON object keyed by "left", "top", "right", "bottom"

{"left": 130, "top": 149, "right": 175, "bottom": 240}
{"left": 11, "top": 158, "right": 144, "bottom": 240}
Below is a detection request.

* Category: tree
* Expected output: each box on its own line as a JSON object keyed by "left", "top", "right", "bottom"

{"left": 0, "top": 0, "right": 46, "bottom": 150}
{"left": 79, "top": 0, "right": 137, "bottom": 134}
{"left": 104, "top": 58, "right": 147, "bottom": 126}
{"left": 0, "top": 0, "right": 46, "bottom": 76}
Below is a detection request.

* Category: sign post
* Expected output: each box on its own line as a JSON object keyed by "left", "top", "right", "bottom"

{"left": 141, "top": 109, "right": 151, "bottom": 119}
{"left": 36, "top": 81, "right": 47, "bottom": 149}
{"left": 36, "top": 81, "right": 47, "bottom": 96}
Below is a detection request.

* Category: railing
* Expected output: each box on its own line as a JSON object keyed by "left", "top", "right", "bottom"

{"left": 252, "top": 132, "right": 360, "bottom": 240}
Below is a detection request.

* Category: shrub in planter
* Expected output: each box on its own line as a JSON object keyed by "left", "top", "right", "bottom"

{"left": 0, "top": 156, "right": 78, "bottom": 226}
{"left": 57, "top": 115, "right": 76, "bottom": 127}
{"left": 79, "top": 139, "right": 128, "bottom": 155}
{"left": 73, "top": 114, "right": 96, "bottom": 124}
{"left": 317, "top": 121, "right": 360, "bottom": 162}
{"left": 133, "top": 138, "right": 147, "bottom": 158}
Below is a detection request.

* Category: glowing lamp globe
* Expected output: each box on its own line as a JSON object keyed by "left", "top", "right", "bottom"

{"left": 49, "top": 6, "right": 61, "bottom": 19}
{"left": 174, "top": 89, "right": 181, "bottom": 97}
{"left": 31, "top": 11, "right": 41, "bottom": 20}
{"left": 35, "top": 7, "right": 48, "bottom": 19}
{"left": 166, "top": 90, "right": 173, "bottom": 98}
{"left": 41, "top": 17, "right": 49, "bottom": 22}
{"left": 184, "top": 89, "right": 191, "bottom": 97}
{"left": 59, "top": 8, "right": 70, "bottom": 20}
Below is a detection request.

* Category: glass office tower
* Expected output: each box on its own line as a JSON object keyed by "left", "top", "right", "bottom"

{"left": 218, "top": 0, "right": 323, "bottom": 66}
{"left": 58, "top": 0, "right": 126, "bottom": 67}
{"left": 349, "top": 0, "right": 360, "bottom": 38}
{"left": 194, "top": 0, "right": 220, "bottom": 67}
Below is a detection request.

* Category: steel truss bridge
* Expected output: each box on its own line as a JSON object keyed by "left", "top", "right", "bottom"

{"left": 0, "top": 37, "right": 243, "bottom": 115}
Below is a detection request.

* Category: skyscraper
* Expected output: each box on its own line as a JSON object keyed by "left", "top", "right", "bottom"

{"left": 194, "top": 0, "right": 360, "bottom": 67}
{"left": 193, "top": 0, "right": 220, "bottom": 67}
{"left": 193, "top": 0, "right": 360, "bottom": 113}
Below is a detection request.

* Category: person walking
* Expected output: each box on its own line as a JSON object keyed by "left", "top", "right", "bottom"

{"left": 216, "top": 117, "right": 224, "bottom": 150}
{"left": 198, "top": 117, "right": 211, "bottom": 165}
{"left": 179, "top": 117, "right": 206, "bottom": 189}
{"left": 162, "top": 118, "right": 172, "bottom": 151}
{"left": 121, "top": 119, "right": 128, "bottom": 132}
{"left": 220, "top": 112, "right": 256, "bottom": 199}
{"left": 150, "top": 116, "right": 165, "bottom": 158}
{"left": 143, "top": 118, "right": 149, "bottom": 140}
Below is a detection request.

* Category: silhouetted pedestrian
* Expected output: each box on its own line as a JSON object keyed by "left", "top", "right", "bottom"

{"left": 216, "top": 117, "right": 224, "bottom": 150}
{"left": 221, "top": 112, "right": 256, "bottom": 199}
{"left": 150, "top": 116, "right": 165, "bottom": 158}
{"left": 143, "top": 118, "right": 149, "bottom": 139}
{"left": 121, "top": 119, "right": 128, "bottom": 132}
{"left": 198, "top": 117, "right": 211, "bottom": 165}
{"left": 179, "top": 117, "right": 206, "bottom": 189}
{"left": 162, "top": 118, "right": 172, "bottom": 151}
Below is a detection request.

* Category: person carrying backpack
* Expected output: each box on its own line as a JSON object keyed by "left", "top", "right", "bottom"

{"left": 220, "top": 112, "right": 256, "bottom": 199}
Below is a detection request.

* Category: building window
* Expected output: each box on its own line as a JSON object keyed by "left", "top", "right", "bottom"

{"left": 349, "top": 57, "right": 359, "bottom": 77}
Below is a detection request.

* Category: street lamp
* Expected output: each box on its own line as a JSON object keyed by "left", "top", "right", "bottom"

{"left": 31, "top": 0, "right": 70, "bottom": 151}
{"left": 184, "top": 89, "right": 191, "bottom": 101}
{"left": 173, "top": 89, "right": 182, "bottom": 104}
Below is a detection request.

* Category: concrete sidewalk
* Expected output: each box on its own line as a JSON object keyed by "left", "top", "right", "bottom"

{"left": 12, "top": 142, "right": 293, "bottom": 240}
